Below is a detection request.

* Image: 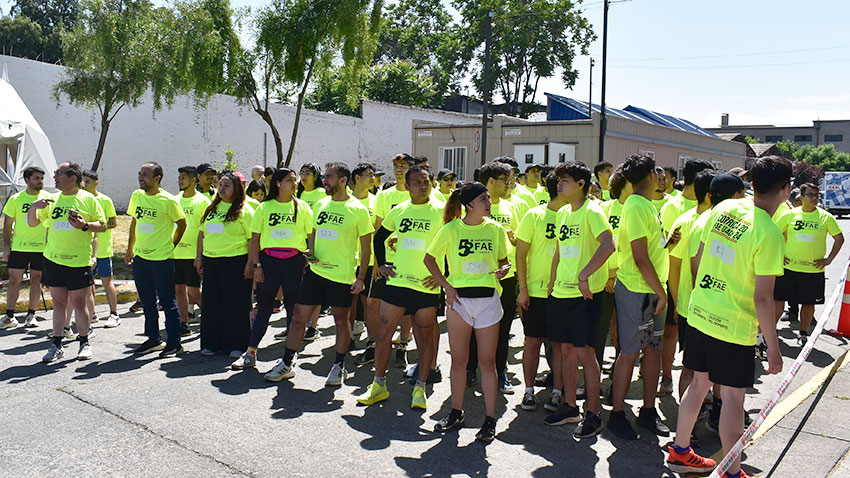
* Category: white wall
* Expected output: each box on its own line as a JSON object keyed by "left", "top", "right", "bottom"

{"left": 1, "top": 55, "right": 480, "bottom": 210}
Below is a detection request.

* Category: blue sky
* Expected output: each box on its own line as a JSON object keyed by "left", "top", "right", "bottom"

{"left": 4, "top": 0, "right": 849, "bottom": 128}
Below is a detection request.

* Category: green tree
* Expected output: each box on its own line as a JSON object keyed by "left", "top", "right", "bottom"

{"left": 0, "top": 14, "right": 44, "bottom": 60}
{"left": 774, "top": 140, "right": 850, "bottom": 172}
{"left": 744, "top": 135, "right": 759, "bottom": 144}
{"left": 454, "top": 0, "right": 595, "bottom": 118}
{"left": 8, "top": 0, "right": 78, "bottom": 62}
{"left": 54, "top": 0, "right": 240, "bottom": 170}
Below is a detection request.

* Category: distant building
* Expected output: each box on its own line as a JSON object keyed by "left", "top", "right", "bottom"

{"left": 707, "top": 114, "right": 850, "bottom": 153}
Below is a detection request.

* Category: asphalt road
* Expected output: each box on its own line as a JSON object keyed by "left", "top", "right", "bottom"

{"left": 1, "top": 218, "right": 849, "bottom": 478}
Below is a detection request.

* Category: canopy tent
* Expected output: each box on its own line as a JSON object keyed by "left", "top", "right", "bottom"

{"left": 1, "top": 69, "right": 58, "bottom": 190}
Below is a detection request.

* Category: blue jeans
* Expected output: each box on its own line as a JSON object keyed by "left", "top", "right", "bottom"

{"left": 133, "top": 256, "right": 180, "bottom": 345}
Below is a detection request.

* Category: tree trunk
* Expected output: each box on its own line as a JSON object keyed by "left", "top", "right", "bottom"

{"left": 91, "top": 111, "right": 112, "bottom": 171}
{"left": 257, "top": 108, "right": 283, "bottom": 167}
{"left": 284, "top": 57, "right": 316, "bottom": 168}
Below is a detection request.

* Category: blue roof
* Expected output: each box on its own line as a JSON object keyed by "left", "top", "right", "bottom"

{"left": 545, "top": 92, "right": 717, "bottom": 138}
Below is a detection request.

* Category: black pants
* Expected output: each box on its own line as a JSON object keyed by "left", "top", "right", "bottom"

{"left": 200, "top": 254, "right": 252, "bottom": 352}
{"left": 249, "top": 252, "right": 306, "bottom": 347}
{"left": 468, "top": 276, "right": 518, "bottom": 379}
{"left": 595, "top": 290, "right": 616, "bottom": 367}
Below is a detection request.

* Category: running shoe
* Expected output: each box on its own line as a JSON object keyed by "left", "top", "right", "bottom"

{"left": 325, "top": 363, "right": 348, "bottom": 386}
{"left": 434, "top": 410, "right": 465, "bottom": 433}
{"left": 356, "top": 346, "right": 375, "bottom": 365}
{"left": 273, "top": 328, "right": 288, "bottom": 340}
{"left": 606, "top": 411, "right": 638, "bottom": 440}
{"left": 725, "top": 471, "right": 750, "bottom": 478}
{"left": 666, "top": 446, "right": 717, "bottom": 474}
{"left": 90, "top": 315, "right": 99, "bottom": 324}
{"left": 159, "top": 343, "right": 184, "bottom": 358}
{"left": 395, "top": 342, "right": 408, "bottom": 367}
{"left": 797, "top": 331, "right": 808, "bottom": 347}
{"left": 756, "top": 342, "right": 768, "bottom": 361}
{"left": 200, "top": 348, "right": 215, "bottom": 356}
{"left": 43, "top": 343, "right": 64, "bottom": 363}
{"left": 129, "top": 301, "right": 143, "bottom": 313}
{"left": 273, "top": 299, "right": 282, "bottom": 313}
{"left": 1, "top": 317, "right": 17, "bottom": 329}
{"left": 134, "top": 339, "right": 165, "bottom": 354}
{"left": 427, "top": 366, "right": 443, "bottom": 384}
{"left": 475, "top": 417, "right": 497, "bottom": 443}
{"left": 103, "top": 313, "right": 121, "bottom": 328}
{"left": 77, "top": 341, "right": 93, "bottom": 360}
{"left": 352, "top": 321, "right": 366, "bottom": 336}
{"left": 63, "top": 326, "right": 76, "bottom": 340}
{"left": 229, "top": 350, "right": 243, "bottom": 359}
{"left": 304, "top": 326, "right": 319, "bottom": 341}
{"left": 576, "top": 385, "right": 586, "bottom": 400}
{"left": 574, "top": 411, "right": 604, "bottom": 439}
{"left": 544, "top": 404, "right": 581, "bottom": 426}
{"left": 230, "top": 351, "right": 256, "bottom": 370}
{"left": 24, "top": 312, "right": 38, "bottom": 328}
{"left": 657, "top": 376, "right": 674, "bottom": 396}
{"left": 265, "top": 360, "right": 295, "bottom": 382}
{"left": 357, "top": 381, "right": 389, "bottom": 405}
{"left": 636, "top": 407, "right": 670, "bottom": 437}
{"left": 180, "top": 323, "right": 191, "bottom": 336}
{"left": 534, "top": 371, "right": 553, "bottom": 387}
{"left": 87, "top": 326, "right": 96, "bottom": 340}
{"left": 406, "top": 364, "right": 443, "bottom": 384}
{"left": 499, "top": 375, "right": 515, "bottom": 394}
{"left": 521, "top": 392, "right": 539, "bottom": 411}
{"left": 411, "top": 385, "right": 427, "bottom": 410}
{"left": 544, "top": 393, "right": 562, "bottom": 412}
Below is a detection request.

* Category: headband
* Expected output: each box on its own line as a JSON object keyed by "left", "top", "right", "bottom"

{"left": 460, "top": 182, "right": 488, "bottom": 206}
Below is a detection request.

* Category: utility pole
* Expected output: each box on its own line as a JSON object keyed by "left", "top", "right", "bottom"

{"left": 597, "top": 0, "right": 609, "bottom": 164}
{"left": 480, "top": 11, "right": 494, "bottom": 166}
{"left": 588, "top": 58, "right": 594, "bottom": 118}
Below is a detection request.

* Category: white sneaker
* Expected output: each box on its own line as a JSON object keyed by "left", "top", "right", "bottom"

{"left": 103, "top": 313, "right": 121, "bottom": 328}
{"left": 265, "top": 359, "right": 295, "bottom": 382}
{"left": 190, "top": 305, "right": 201, "bottom": 323}
{"left": 90, "top": 315, "right": 99, "bottom": 324}
{"left": 352, "top": 321, "right": 366, "bottom": 336}
{"left": 325, "top": 363, "right": 348, "bottom": 386}
{"left": 231, "top": 352, "right": 257, "bottom": 370}
{"left": 63, "top": 326, "right": 76, "bottom": 340}
{"left": 200, "top": 348, "right": 215, "bottom": 356}
{"left": 229, "top": 350, "right": 243, "bottom": 359}
{"left": 24, "top": 313, "right": 38, "bottom": 328}
{"left": 43, "top": 343, "right": 65, "bottom": 363}
{"left": 78, "top": 342, "right": 93, "bottom": 360}
{"left": 1, "top": 317, "right": 17, "bottom": 329}
{"left": 87, "top": 326, "right": 96, "bottom": 340}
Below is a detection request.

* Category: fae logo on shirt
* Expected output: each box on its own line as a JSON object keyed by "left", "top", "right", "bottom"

{"left": 134, "top": 206, "right": 159, "bottom": 220}
{"left": 51, "top": 207, "right": 72, "bottom": 219}
{"left": 545, "top": 223, "right": 556, "bottom": 239}
{"left": 21, "top": 203, "right": 32, "bottom": 213}
{"left": 558, "top": 224, "right": 581, "bottom": 241}
{"left": 268, "top": 213, "right": 295, "bottom": 226}
{"left": 207, "top": 210, "right": 227, "bottom": 222}
{"left": 398, "top": 218, "right": 432, "bottom": 233}
{"left": 490, "top": 214, "right": 512, "bottom": 227}
{"left": 698, "top": 274, "right": 727, "bottom": 292}
{"left": 316, "top": 211, "right": 345, "bottom": 226}
{"left": 458, "top": 238, "right": 494, "bottom": 257}
{"left": 793, "top": 220, "right": 819, "bottom": 231}
{"left": 608, "top": 216, "right": 620, "bottom": 229}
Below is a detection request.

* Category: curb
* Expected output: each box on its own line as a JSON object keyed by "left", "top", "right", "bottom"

{"left": 0, "top": 290, "right": 139, "bottom": 312}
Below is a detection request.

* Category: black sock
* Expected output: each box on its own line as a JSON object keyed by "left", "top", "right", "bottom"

{"left": 449, "top": 408, "right": 463, "bottom": 420}
{"left": 52, "top": 336, "right": 62, "bottom": 347}
{"left": 5, "top": 309, "right": 13, "bottom": 318}
{"left": 335, "top": 351, "right": 346, "bottom": 365}
{"left": 27, "top": 309, "right": 35, "bottom": 315}
{"left": 78, "top": 335, "right": 88, "bottom": 344}
{"left": 283, "top": 347, "right": 296, "bottom": 366}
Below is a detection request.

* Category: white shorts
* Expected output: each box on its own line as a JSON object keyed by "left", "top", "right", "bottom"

{"left": 450, "top": 292, "right": 503, "bottom": 329}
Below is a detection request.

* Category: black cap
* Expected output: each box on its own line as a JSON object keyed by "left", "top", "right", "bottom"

{"left": 197, "top": 163, "right": 216, "bottom": 175}
{"left": 525, "top": 164, "right": 542, "bottom": 173}
{"left": 438, "top": 168, "right": 456, "bottom": 180}
{"left": 710, "top": 172, "right": 746, "bottom": 197}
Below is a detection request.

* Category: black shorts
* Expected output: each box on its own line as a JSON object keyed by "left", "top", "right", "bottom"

{"left": 683, "top": 325, "right": 755, "bottom": 388}
{"left": 665, "top": 288, "right": 677, "bottom": 326}
{"left": 41, "top": 258, "right": 94, "bottom": 291}
{"left": 381, "top": 284, "right": 439, "bottom": 315}
{"left": 678, "top": 314, "right": 689, "bottom": 351}
{"left": 773, "top": 269, "right": 825, "bottom": 305}
{"left": 545, "top": 295, "right": 603, "bottom": 347}
{"left": 369, "top": 269, "right": 387, "bottom": 299}
{"left": 295, "top": 268, "right": 353, "bottom": 308}
{"left": 174, "top": 259, "right": 201, "bottom": 287}
{"left": 523, "top": 297, "right": 548, "bottom": 339}
{"left": 7, "top": 251, "right": 42, "bottom": 271}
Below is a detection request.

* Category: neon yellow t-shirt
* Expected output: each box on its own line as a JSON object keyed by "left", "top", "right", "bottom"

{"left": 174, "top": 193, "right": 212, "bottom": 260}
{"left": 94, "top": 193, "right": 117, "bottom": 258}
{"left": 433, "top": 190, "right": 447, "bottom": 202}
{"left": 552, "top": 199, "right": 612, "bottom": 298}
{"left": 776, "top": 206, "right": 843, "bottom": 273}
{"left": 300, "top": 188, "right": 328, "bottom": 212}
{"left": 512, "top": 184, "right": 538, "bottom": 209}
{"left": 532, "top": 185, "right": 550, "bottom": 206}
{"left": 201, "top": 201, "right": 253, "bottom": 258}
{"left": 508, "top": 194, "right": 531, "bottom": 225}
{"left": 311, "top": 196, "right": 374, "bottom": 284}
{"left": 515, "top": 204, "right": 561, "bottom": 298}
{"left": 127, "top": 190, "right": 186, "bottom": 261}
{"left": 2, "top": 190, "right": 48, "bottom": 252}
{"left": 669, "top": 189, "right": 681, "bottom": 197}
{"left": 652, "top": 194, "right": 671, "bottom": 213}
{"left": 355, "top": 192, "right": 377, "bottom": 266}
{"left": 601, "top": 189, "right": 612, "bottom": 201}
{"left": 426, "top": 217, "right": 508, "bottom": 294}
{"left": 688, "top": 198, "right": 784, "bottom": 346}
{"left": 489, "top": 198, "right": 519, "bottom": 279}
{"left": 772, "top": 201, "right": 790, "bottom": 223}
{"left": 617, "top": 194, "right": 669, "bottom": 293}
{"left": 376, "top": 186, "right": 412, "bottom": 263}
{"left": 660, "top": 194, "right": 698, "bottom": 233}
{"left": 250, "top": 198, "right": 314, "bottom": 251}
{"left": 604, "top": 199, "right": 625, "bottom": 273}
{"left": 381, "top": 199, "right": 444, "bottom": 294}
{"left": 669, "top": 208, "right": 701, "bottom": 316}
{"left": 37, "top": 190, "right": 105, "bottom": 267}
{"left": 245, "top": 197, "right": 260, "bottom": 213}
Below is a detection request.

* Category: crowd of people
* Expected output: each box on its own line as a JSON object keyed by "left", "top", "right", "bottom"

{"left": 1, "top": 152, "right": 844, "bottom": 477}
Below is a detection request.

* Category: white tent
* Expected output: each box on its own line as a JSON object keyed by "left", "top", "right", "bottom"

{"left": 1, "top": 66, "right": 58, "bottom": 189}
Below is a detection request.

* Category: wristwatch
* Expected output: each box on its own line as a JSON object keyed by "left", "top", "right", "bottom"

{"left": 82, "top": 223, "right": 89, "bottom": 232}
{"left": 252, "top": 262, "right": 262, "bottom": 269}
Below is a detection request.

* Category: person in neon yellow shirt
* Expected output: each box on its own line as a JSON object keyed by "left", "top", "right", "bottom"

{"left": 774, "top": 182, "right": 844, "bottom": 343}
{"left": 667, "top": 157, "right": 791, "bottom": 477}
{"left": 126, "top": 162, "right": 187, "bottom": 357}
{"left": 437, "top": 168, "right": 457, "bottom": 199}
{"left": 593, "top": 162, "right": 614, "bottom": 201}
{"left": 196, "top": 163, "right": 217, "bottom": 198}
{"left": 424, "top": 182, "right": 510, "bottom": 442}
{"left": 525, "top": 164, "right": 550, "bottom": 206}
{"left": 494, "top": 157, "right": 531, "bottom": 226}
{"left": 230, "top": 168, "right": 314, "bottom": 370}
{"left": 651, "top": 167, "right": 671, "bottom": 213}
{"left": 516, "top": 173, "right": 567, "bottom": 413}
{"left": 196, "top": 171, "right": 254, "bottom": 358}
{"left": 297, "top": 162, "right": 327, "bottom": 212}
{"left": 173, "top": 166, "right": 211, "bottom": 336}
{"left": 265, "top": 162, "right": 373, "bottom": 387}
{"left": 2, "top": 166, "right": 48, "bottom": 330}
{"left": 664, "top": 167, "right": 680, "bottom": 197}
{"left": 81, "top": 169, "right": 119, "bottom": 328}
{"left": 29, "top": 162, "right": 107, "bottom": 363}
{"left": 358, "top": 165, "right": 445, "bottom": 410}
{"left": 608, "top": 154, "right": 680, "bottom": 440}
{"left": 545, "top": 162, "right": 614, "bottom": 437}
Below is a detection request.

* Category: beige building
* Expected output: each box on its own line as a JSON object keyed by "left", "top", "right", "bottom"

{"left": 708, "top": 115, "right": 850, "bottom": 153}
{"left": 414, "top": 113, "right": 747, "bottom": 181}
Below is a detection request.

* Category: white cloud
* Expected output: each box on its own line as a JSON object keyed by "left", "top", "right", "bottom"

{"left": 788, "top": 95, "right": 850, "bottom": 105}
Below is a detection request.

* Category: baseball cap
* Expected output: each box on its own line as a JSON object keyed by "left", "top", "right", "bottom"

{"left": 710, "top": 172, "right": 746, "bottom": 198}
{"left": 525, "top": 164, "right": 542, "bottom": 173}
{"left": 438, "top": 169, "right": 456, "bottom": 180}
{"left": 232, "top": 171, "right": 247, "bottom": 183}
{"left": 197, "top": 163, "right": 216, "bottom": 175}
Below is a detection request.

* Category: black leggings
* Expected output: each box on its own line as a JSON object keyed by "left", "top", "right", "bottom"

{"left": 200, "top": 254, "right": 252, "bottom": 352}
{"left": 249, "top": 251, "right": 306, "bottom": 347}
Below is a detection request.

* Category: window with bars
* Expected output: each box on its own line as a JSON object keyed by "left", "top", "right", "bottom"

{"left": 439, "top": 147, "right": 467, "bottom": 180}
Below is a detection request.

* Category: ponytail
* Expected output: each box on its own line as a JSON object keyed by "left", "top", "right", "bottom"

{"left": 443, "top": 188, "right": 463, "bottom": 224}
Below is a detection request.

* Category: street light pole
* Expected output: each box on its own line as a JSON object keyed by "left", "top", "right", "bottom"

{"left": 481, "top": 10, "right": 493, "bottom": 166}
{"left": 588, "top": 58, "right": 594, "bottom": 118}
{"left": 597, "top": 0, "right": 608, "bottom": 164}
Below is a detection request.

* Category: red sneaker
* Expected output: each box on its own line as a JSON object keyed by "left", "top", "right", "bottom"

{"left": 666, "top": 446, "right": 717, "bottom": 474}
{"left": 724, "top": 471, "right": 750, "bottom": 478}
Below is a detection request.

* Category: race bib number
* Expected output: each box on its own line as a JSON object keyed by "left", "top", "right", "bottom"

{"left": 270, "top": 228, "right": 294, "bottom": 239}
{"left": 53, "top": 220, "right": 73, "bottom": 231}
{"left": 401, "top": 237, "right": 426, "bottom": 251}
{"left": 462, "top": 261, "right": 489, "bottom": 274}
{"left": 546, "top": 244, "right": 556, "bottom": 256}
{"left": 708, "top": 239, "right": 735, "bottom": 266}
{"left": 660, "top": 235, "right": 667, "bottom": 249}
{"left": 316, "top": 228, "right": 338, "bottom": 241}
{"left": 795, "top": 233, "right": 815, "bottom": 243}
{"left": 560, "top": 245, "right": 579, "bottom": 258}
{"left": 138, "top": 223, "right": 155, "bottom": 234}
{"left": 206, "top": 223, "right": 224, "bottom": 234}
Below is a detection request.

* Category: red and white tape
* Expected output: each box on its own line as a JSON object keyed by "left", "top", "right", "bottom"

{"left": 708, "top": 258, "right": 849, "bottom": 478}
